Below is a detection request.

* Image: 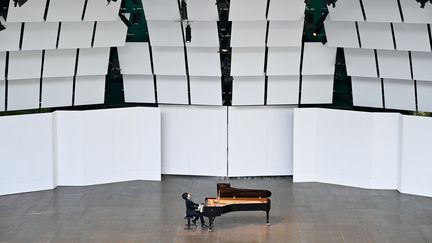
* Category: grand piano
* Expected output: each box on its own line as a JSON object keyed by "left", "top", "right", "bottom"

{"left": 201, "top": 183, "right": 271, "bottom": 231}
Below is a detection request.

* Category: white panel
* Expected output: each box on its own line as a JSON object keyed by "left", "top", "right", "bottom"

{"left": 411, "top": 51, "right": 432, "bottom": 81}
{"left": 123, "top": 75, "right": 155, "bottom": 103}
{"left": 231, "top": 47, "right": 265, "bottom": 76}
{"left": 8, "top": 50, "right": 42, "bottom": 80}
{"left": 190, "top": 76, "right": 222, "bottom": 105}
{"left": 41, "top": 77, "right": 73, "bottom": 108}
{"left": 231, "top": 21, "right": 267, "bottom": 47}
{"left": 160, "top": 105, "right": 227, "bottom": 176}
{"left": 0, "top": 22, "right": 21, "bottom": 51}
{"left": 229, "top": 0, "right": 267, "bottom": 21}
{"left": 0, "top": 80, "right": 4, "bottom": 111}
{"left": 268, "top": 0, "right": 305, "bottom": 21}
{"left": 184, "top": 21, "right": 219, "bottom": 47}
{"left": 0, "top": 52, "right": 5, "bottom": 80}
{"left": 324, "top": 20, "right": 360, "bottom": 48}
{"left": 93, "top": 21, "right": 128, "bottom": 48}
{"left": 43, "top": 49, "right": 77, "bottom": 78}
{"left": 7, "top": 78, "right": 40, "bottom": 111}
{"left": 147, "top": 21, "right": 184, "bottom": 47}
{"left": 187, "top": 0, "right": 219, "bottom": 21}
{"left": 232, "top": 76, "right": 265, "bottom": 105}
{"left": 152, "top": 47, "right": 186, "bottom": 75}
{"left": 142, "top": 0, "right": 180, "bottom": 21}
{"left": 417, "top": 81, "right": 432, "bottom": 112}
{"left": 267, "top": 21, "right": 304, "bottom": 47}
{"left": 362, "top": 0, "right": 401, "bottom": 23}
{"left": 6, "top": 0, "right": 47, "bottom": 22}
{"left": 267, "top": 47, "right": 301, "bottom": 75}
{"left": 22, "top": 22, "right": 58, "bottom": 51}
{"left": 344, "top": 48, "right": 378, "bottom": 78}
{"left": 377, "top": 50, "right": 411, "bottom": 80}
{"left": 267, "top": 76, "right": 299, "bottom": 105}
{"left": 187, "top": 47, "right": 221, "bottom": 76}
{"left": 76, "top": 48, "right": 110, "bottom": 76}
{"left": 358, "top": 22, "right": 394, "bottom": 50}
{"left": 156, "top": 75, "right": 188, "bottom": 104}
{"left": 394, "top": 23, "right": 431, "bottom": 52}
{"left": 383, "top": 79, "right": 416, "bottom": 111}
{"left": 302, "top": 43, "right": 336, "bottom": 75}
{"left": 83, "top": 0, "right": 121, "bottom": 21}
{"left": 228, "top": 106, "right": 294, "bottom": 176}
{"left": 46, "top": 0, "right": 86, "bottom": 22}
{"left": 400, "top": 0, "right": 432, "bottom": 24}
{"left": 118, "top": 43, "right": 153, "bottom": 75}
{"left": 58, "top": 22, "right": 94, "bottom": 49}
{"left": 301, "top": 75, "right": 333, "bottom": 104}
{"left": 328, "top": 0, "right": 364, "bottom": 21}
{"left": 351, "top": 77, "right": 383, "bottom": 108}
{"left": 74, "top": 75, "right": 106, "bottom": 106}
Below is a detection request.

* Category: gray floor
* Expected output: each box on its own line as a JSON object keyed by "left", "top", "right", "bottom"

{"left": 1, "top": 176, "right": 432, "bottom": 243}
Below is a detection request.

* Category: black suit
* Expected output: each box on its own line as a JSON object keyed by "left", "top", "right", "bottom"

{"left": 185, "top": 199, "right": 205, "bottom": 225}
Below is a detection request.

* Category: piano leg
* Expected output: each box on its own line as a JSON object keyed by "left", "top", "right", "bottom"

{"left": 266, "top": 210, "right": 270, "bottom": 226}
{"left": 208, "top": 217, "right": 215, "bottom": 232}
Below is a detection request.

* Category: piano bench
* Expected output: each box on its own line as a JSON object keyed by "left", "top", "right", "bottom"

{"left": 184, "top": 216, "right": 196, "bottom": 230}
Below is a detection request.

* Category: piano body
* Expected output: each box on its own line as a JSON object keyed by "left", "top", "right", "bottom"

{"left": 201, "top": 183, "right": 271, "bottom": 231}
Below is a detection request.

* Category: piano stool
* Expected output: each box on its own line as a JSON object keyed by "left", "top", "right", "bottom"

{"left": 184, "top": 216, "right": 196, "bottom": 230}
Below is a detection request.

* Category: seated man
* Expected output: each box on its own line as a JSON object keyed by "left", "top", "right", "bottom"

{"left": 182, "top": 192, "right": 207, "bottom": 228}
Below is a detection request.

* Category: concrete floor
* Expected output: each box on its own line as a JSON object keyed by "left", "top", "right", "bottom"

{"left": 1, "top": 176, "right": 432, "bottom": 243}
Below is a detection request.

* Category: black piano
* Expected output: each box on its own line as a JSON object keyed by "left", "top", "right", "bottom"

{"left": 201, "top": 183, "right": 271, "bottom": 231}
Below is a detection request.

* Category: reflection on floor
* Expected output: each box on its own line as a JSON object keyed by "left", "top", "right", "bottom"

{"left": 1, "top": 176, "right": 432, "bottom": 242}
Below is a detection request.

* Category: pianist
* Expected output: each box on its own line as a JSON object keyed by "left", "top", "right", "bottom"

{"left": 182, "top": 192, "right": 207, "bottom": 228}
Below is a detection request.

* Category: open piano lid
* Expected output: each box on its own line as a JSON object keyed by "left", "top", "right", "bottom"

{"left": 217, "top": 183, "right": 272, "bottom": 198}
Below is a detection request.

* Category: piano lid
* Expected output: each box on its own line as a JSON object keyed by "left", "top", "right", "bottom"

{"left": 217, "top": 183, "right": 272, "bottom": 198}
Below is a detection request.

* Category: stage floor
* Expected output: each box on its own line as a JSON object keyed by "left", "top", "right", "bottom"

{"left": 1, "top": 176, "right": 432, "bottom": 242}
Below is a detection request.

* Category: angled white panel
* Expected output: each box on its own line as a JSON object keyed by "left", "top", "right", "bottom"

{"left": 301, "top": 75, "right": 333, "bottom": 104}
{"left": 184, "top": 21, "right": 219, "bottom": 47}
{"left": 22, "top": 22, "right": 58, "bottom": 51}
{"left": 123, "top": 75, "right": 155, "bottom": 103}
{"left": 383, "top": 79, "right": 415, "bottom": 111}
{"left": 0, "top": 22, "right": 21, "bottom": 51}
{"left": 6, "top": 0, "right": 47, "bottom": 22}
{"left": 190, "top": 76, "right": 222, "bottom": 105}
{"left": 411, "top": 51, "right": 432, "bottom": 81}
{"left": 267, "top": 76, "right": 299, "bottom": 105}
{"left": 152, "top": 47, "right": 186, "bottom": 75}
{"left": 74, "top": 75, "right": 106, "bottom": 106}
{"left": 147, "top": 21, "right": 183, "bottom": 47}
{"left": 0, "top": 80, "right": 4, "bottom": 111}
{"left": 302, "top": 43, "right": 336, "bottom": 75}
{"left": 417, "top": 81, "right": 432, "bottom": 112}
{"left": 344, "top": 48, "right": 378, "bottom": 78}
{"left": 267, "top": 47, "right": 301, "bottom": 75}
{"left": 0, "top": 52, "right": 5, "bottom": 80}
{"left": 46, "top": 0, "right": 86, "bottom": 22}
{"left": 231, "top": 47, "right": 265, "bottom": 76}
{"left": 377, "top": 50, "right": 411, "bottom": 80}
{"left": 157, "top": 75, "right": 188, "bottom": 104}
{"left": 231, "top": 21, "right": 267, "bottom": 47}
{"left": 83, "top": 0, "right": 121, "bottom": 21}
{"left": 187, "top": 47, "right": 221, "bottom": 76}
{"left": 118, "top": 43, "right": 152, "bottom": 75}
{"left": 267, "top": 21, "right": 303, "bottom": 47}
{"left": 76, "top": 48, "right": 110, "bottom": 76}
{"left": 7, "top": 79, "right": 40, "bottom": 110}
{"left": 358, "top": 22, "right": 394, "bottom": 50}
{"left": 232, "top": 76, "right": 265, "bottom": 105}
{"left": 58, "top": 22, "right": 94, "bottom": 49}
{"left": 8, "top": 50, "right": 42, "bottom": 80}
{"left": 394, "top": 23, "right": 431, "bottom": 52}
{"left": 43, "top": 49, "right": 77, "bottom": 78}
{"left": 142, "top": 0, "right": 180, "bottom": 21}
{"left": 400, "top": 0, "right": 432, "bottom": 24}
{"left": 93, "top": 20, "right": 128, "bottom": 48}
{"left": 362, "top": 0, "right": 401, "bottom": 23}
{"left": 229, "top": 0, "right": 267, "bottom": 21}
{"left": 351, "top": 77, "right": 383, "bottom": 108}
{"left": 41, "top": 77, "right": 73, "bottom": 108}
{"left": 187, "top": 0, "right": 219, "bottom": 21}
{"left": 328, "top": 0, "right": 364, "bottom": 21}
{"left": 324, "top": 20, "right": 360, "bottom": 48}
{"left": 268, "top": 0, "right": 305, "bottom": 21}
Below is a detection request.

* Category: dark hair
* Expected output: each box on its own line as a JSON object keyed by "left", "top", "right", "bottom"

{"left": 182, "top": 192, "right": 188, "bottom": 200}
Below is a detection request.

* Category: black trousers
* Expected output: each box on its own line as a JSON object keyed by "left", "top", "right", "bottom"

{"left": 188, "top": 211, "right": 205, "bottom": 225}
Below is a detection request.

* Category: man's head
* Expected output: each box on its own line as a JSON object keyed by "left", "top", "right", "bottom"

{"left": 182, "top": 192, "right": 191, "bottom": 200}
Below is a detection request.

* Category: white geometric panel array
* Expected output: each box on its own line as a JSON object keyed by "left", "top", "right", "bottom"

{"left": 187, "top": 0, "right": 219, "bottom": 21}
{"left": 232, "top": 76, "right": 265, "bottom": 105}
{"left": 231, "top": 47, "right": 265, "bottom": 76}
{"left": 324, "top": 20, "right": 360, "bottom": 48}
{"left": 122, "top": 75, "right": 155, "bottom": 103}
{"left": 74, "top": 75, "right": 106, "bottom": 106}
{"left": 6, "top": 0, "right": 47, "bottom": 22}
{"left": 328, "top": 0, "right": 364, "bottom": 21}
{"left": 142, "top": 0, "right": 180, "bottom": 21}
{"left": 8, "top": 50, "right": 42, "bottom": 80}
{"left": 83, "top": 0, "right": 122, "bottom": 21}
{"left": 22, "top": 22, "right": 59, "bottom": 51}
{"left": 351, "top": 77, "right": 383, "bottom": 108}
{"left": 93, "top": 21, "right": 128, "bottom": 48}
{"left": 344, "top": 48, "right": 378, "bottom": 78}
{"left": 400, "top": 0, "right": 432, "bottom": 24}
{"left": 43, "top": 49, "right": 77, "bottom": 78}
{"left": 377, "top": 50, "right": 411, "bottom": 80}
{"left": 76, "top": 48, "right": 110, "bottom": 76}
{"left": 393, "top": 23, "right": 431, "bottom": 52}
{"left": 267, "top": 21, "right": 304, "bottom": 47}
{"left": 266, "top": 47, "right": 301, "bottom": 75}
{"left": 156, "top": 75, "right": 188, "bottom": 104}
{"left": 0, "top": 22, "right": 21, "bottom": 51}
{"left": 7, "top": 79, "right": 40, "bottom": 111}
{"left": 301, "top": 75, "right": 334, "bottom": 104}
{"left": 362, "top": 0, "right": 402, "bottom": 23}
{"left": 0, "top": 52, "right": 5, "bottom": 80}
{"left": 267, "top": 0, "right": 305, "bottom": 21}
{"left": 229, "top": 0, "right": 267, "bottom": 21}
{"left": 117, "top": 43, "right": 153, "bottom": 75}
{"left": 41, "top": 77, "right": 73, "bottom": 108}
{"left": 46, "top": 0, "right": 86, "bottom": 22}
{"left": 416, "top": 81, "right": 432, "bottom": 112}
{"left": 302, "top": 43, "right": 336, "bottom": 75}
{"left": 147, "top": 21, "right": 184, "bottom": 47}
{"left": 357, "top": 22, "right": 394, "bottom": 50}
{"left": 187, "top": 47, "right": 221, "bottom": 76}
{"left": 231, "top": 21, "right": 267, "bottom": 47}
{"left": 0, "top": 80, "right": 4, "bottom": 111}
{"left": 184, "top": 21, "right": 219, "bottom": 47}
{"left": 411, "top": 51, "right": 432, "bottom": 81}
{"left": 58, "top": 22, "right": 94, "bottom": 49}
{"left": 189, "top": 76, "right": 222, "bottom": 105}
{"left": 267, "top": 76, "right": 300, "bottom": 105}
{"left": 383, "top": 79, "right": 416, "bottom": 111}
{"left": 152, "top": 47, "right": 186, "bottom": 75}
